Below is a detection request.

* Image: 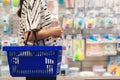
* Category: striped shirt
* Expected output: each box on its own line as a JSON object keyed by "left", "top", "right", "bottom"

{"left": 19, "top": 0, "right": 61, "bottom": 46}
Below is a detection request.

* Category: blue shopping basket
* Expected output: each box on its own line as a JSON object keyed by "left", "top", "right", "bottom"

{"left": 3, "top": 46, "right": 62, "bottom": 77}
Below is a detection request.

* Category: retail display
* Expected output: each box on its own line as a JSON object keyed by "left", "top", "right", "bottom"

{"left": 59, "top": 0, "right": 120, "bottom": 79}
{"left": 0, "top": 0, "right": 19, "bottom": 77}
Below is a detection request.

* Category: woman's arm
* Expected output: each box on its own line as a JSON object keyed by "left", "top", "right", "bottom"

{"left": 24, "top": 27, "right": 62, "bottom": 41}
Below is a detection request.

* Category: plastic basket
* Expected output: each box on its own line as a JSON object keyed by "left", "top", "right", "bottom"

{"left": 3, "top": 46, "right": 62, "bottom": 77}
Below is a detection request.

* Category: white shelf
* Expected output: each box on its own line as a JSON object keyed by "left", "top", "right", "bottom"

{"left": 86, "top": 40, "right": 117, "bottom": 44}
{"left": 57, "top": 76, "right": 120, "bottom": 80}
{"left": 0, "top": 76, "right": 120, "bottom": 80}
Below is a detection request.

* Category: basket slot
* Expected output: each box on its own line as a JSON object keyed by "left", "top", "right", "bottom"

{"left": 12, "top": 65, "right": 17, "bottom": 73}
{"left": 11, "top": 66, "right": 53, "bottom": 75}
{"left": 9, "top": 51, "right": 16, "bottom": 56}
{"left": 46, "top": 65, "right": 53, "bottom": 73}
{"left": 15, "top": 51, "right": 56, "bottom": 57}
{"left": 13, "top": 69, "right": 54, "bottom": 75}
{"left": 17, "top": 51, "right": 33, "bottom": 56}
{"left": 45, "top": 58, "right": 54, "bottom": 64}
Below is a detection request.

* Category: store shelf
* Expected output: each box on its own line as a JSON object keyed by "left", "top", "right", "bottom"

{"left": 86, "top": 40, "right": 117, "bottom": 44}
{"left": 57, "top": 76, "right": 120, "bottom": 80}
{"left": 0, "top": 76, "right": 120, "bottom": 80}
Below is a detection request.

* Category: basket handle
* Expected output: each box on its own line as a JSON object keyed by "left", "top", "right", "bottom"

{"left": 24, "top": 31, "right": 31, "bottom": 46}
{"left": 32, "top": 29, "right": 39, "bottom": 46}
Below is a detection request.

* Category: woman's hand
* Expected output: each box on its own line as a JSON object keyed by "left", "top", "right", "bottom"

{"left": 24, "top": 26, "right": 63, "bottom": 41}
{"left": 50, "top": 27, "right": 63, "bottom": 38}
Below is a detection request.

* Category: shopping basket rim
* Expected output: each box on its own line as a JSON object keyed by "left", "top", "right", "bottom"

{"left": 3, "top": 46, "right": 62, "bottom": 51}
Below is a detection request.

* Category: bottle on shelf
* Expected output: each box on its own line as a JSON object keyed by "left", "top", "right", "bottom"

{"left": 1, "top": 19, "right": 10, "bottom": 55}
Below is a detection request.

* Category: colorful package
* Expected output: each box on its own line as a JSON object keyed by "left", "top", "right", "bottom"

{"left": 86, "top": 43, "right": 103, "bottom": 56}
{"left": 107, "top": 56, "right": 118, "bottom": 75}
{"left": 73, "top": 35, "right": 85, "bottom": 61}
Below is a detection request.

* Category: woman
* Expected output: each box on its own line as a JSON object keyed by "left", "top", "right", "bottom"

{"left": 18, "top": 0, "right": 62, "bottom": 80}
{"left": 18, "top": 0, "right": 62, "bottom": 46}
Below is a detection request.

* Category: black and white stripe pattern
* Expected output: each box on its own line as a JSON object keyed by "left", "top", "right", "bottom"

{"left": 19, "top": 0, "right": 61, "bottom": 46}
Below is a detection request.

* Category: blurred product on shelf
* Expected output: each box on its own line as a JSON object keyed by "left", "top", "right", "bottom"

{"left": 0, "top": 66, "right": 9, "bottom": 77}
{"left": 117, "top": 56, "right": 120, "bottom": 76}
{"left": 103, "top": 34, "right": 116, "bottom": 41}
{"left": 75, "top": 0, "right": 84, "bottom": 10}
{"left": 60, "top": 64, "right": 69, "bottom": 76}
{"left": 93, "top": 65, "right": 106, "bottom": 76}
{"left": 1, "top": 17, "right": 10, "bottom": 55}
{"left": 86, "top": 43, "right": 103, "bottom": 56}
{"left": 73, "top": 35, "right": 85, "bottom": 61}
{"left": 47, "top": 0, "right": 54, "bottom": 12}
{"left": 51, "top": 18, "right": 58, "bottom": 27}
{"left": 10, "top": 34, "right": 18, "bottom": 46}
{"left": 65, "top": 20, "right": 71, "bottom": 28}
{"left": 62, "top": 14, "right": 73, "bottom": 30}
{"left": 2, "top": 19, "right": 9, "bottom": 33}
{"left": 3, "top": 0, "right": 10, "bottom": 6}
{"left": 58, "top": 0, "right": 65, "bottom": 5}
{"left": 107, "top": 56, "right": 118, "bottom": 76}
{"left": 65, "top": 0, "right": 74, "bottom": 9}
{"left": 105, "top": 16, "right": 114, "bottom": 28}
{"left": 1, "top": 30, "right": 10, "bottom": 55}
{"left": 86, "top": 17, "right": 96, "bottom": 29}
{"left": 12, "top": 0, "right": 19, "bottom": 7}
{"left": 0, "top": 59, "right": 2, "bottom": 66}
{"left": 67, "top": 0, "right": 72, "bottom": 8}
{"left": 68, "top": 67, "right": 80, "bottom": 75}
{"left": 79, "top": 71, "right": 95, "bottom": 76}
{"left": 65, "top": 35, "right": 73, "bottom": 58}
{"left": 117, "top": 41, "right": 120, "bottom": 51}
{"left": 103, "top": 43, "right": 117, "bottom": 55}
{"left": 94, "top": 0, "right": 104, "bottom": 9}
{"left": 74, "top": 14, "right": 84, "bottom": 29}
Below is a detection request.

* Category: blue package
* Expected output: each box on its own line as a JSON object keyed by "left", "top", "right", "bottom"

{"left": 58, "top": 0, "right": 64, "bottom": 5}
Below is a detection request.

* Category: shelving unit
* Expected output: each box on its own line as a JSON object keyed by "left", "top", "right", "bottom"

{"left": 0, "top": 1, "right": 19, "bottom": 77}
{"left": 58, "top": 0, "right": 120, "bottom": 79}
{"left": 0, "top": 76, "right": 120, "bottom": 80}
{"left": 58, "top": 76, "right": 120, "bottom": 80}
